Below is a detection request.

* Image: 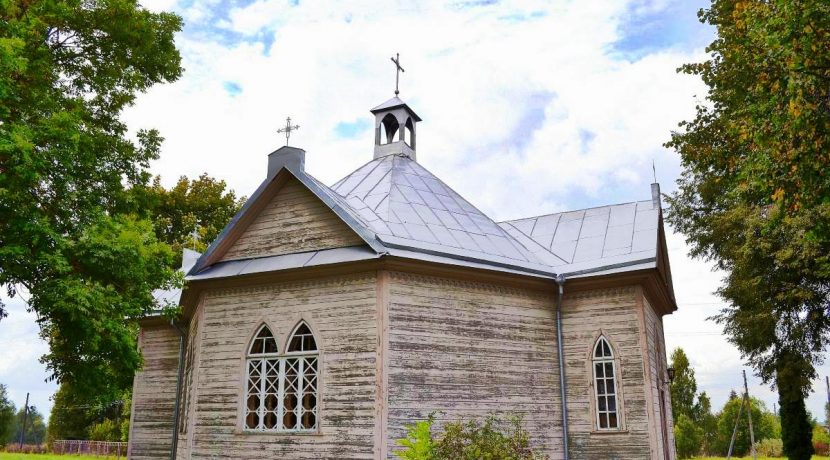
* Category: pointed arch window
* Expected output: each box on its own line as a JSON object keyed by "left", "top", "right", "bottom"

{"left": 593, "top": 336, "right": 620, "bottom": 430}
{"left": 244, "top": 322, "right": 319, "bottom": 432}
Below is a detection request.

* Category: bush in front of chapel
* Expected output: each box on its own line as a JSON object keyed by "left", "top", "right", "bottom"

{"left": 395, "top": 413, "right": 549, "bottom": 460}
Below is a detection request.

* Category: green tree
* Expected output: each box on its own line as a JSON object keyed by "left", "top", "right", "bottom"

{"left": 0, "top": 385, "right": 15, "bottom": 447}
{"left": 47, "top": 382, "right": 131, "bottom": 443}
{"left": 47, "top": 383, "right": 96, "bottom": 442}
{"left": 669, "top": 348, "right": 697, "bottom": 421}
{"left": 674, "top": 413, "right": 703, "bottom": 459}
{"left": 777, "top": 353, "right": 814, "bottom": 460}
{"left": 7, "top": 406, "right": 47, "bottom": 445}
{"left": 715, "top": 394, "right": 777, "bottom": 456}
{"left": 695, "top": 392, "right": 719, "bottom": 456}
{"left": 0, "top": 0, "right": 183, "bottom": 397}
{"left": 665, "top": 1, "right": 830, "bottom": 458}
{"left": 128, "top": 174, "right": 244, "bottom": 261}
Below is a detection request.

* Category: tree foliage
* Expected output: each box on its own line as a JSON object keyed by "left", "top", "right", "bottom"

{"left": 695, "top": 391, "right": 719, "bottom": 456}
{"left": 714, "top": 394, "right": 777, "bottom": 456}
{"left": 777, "top": 353, "right": 814, "bottom": 459}
{"left": 128, "top": 174, "right": 245, "bottom": 261}
{"left": 5, "top": 406, "right": 46, "bottom": 446}
{"left": 0, "top": 385, "right": 15, "bottom": 447}
{"left": 395, "top": 414, "right": 549, "bottom": 460}
{"left": 669, "top": 348, "right": 697, "bottom": 421}
{"left": 666, "top": 1, "right": 830, "bottom": 457}
{"left": 674, "top": 414, "right": 703, "bottom": 459}
{"left": 0, "top": 0, "right": 183, "bottom": 395}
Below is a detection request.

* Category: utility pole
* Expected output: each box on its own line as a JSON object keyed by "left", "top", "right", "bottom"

{"left": 825, "top": 376, "right": 829, "bottom": 428}
{"left": 743, "top": 370, "right": 757, "bottom": 460}
{"left": 18, "top": 392, "right": 29, "bottom": 448}
{"left": 726, "top": 396, "right": 744, "bottom": 460}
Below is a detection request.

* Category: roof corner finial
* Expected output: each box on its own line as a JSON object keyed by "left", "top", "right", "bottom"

{"left": 652, "top": 159, "right": 657, "bottom": 184}
{"left": 277, "top": 116, "right": 300, "bottom": 146}
{"left": 391, "top": 53, "right": 404, "bottom": 96}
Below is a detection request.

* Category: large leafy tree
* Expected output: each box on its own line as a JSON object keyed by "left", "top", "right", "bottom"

{"left": 666, "top": 1, "right": 830, "bottom": 458}
{"left": 128, "top": 174, "right": 245, "bottom": 260}
{"left": 0, "top": 0, "right": 183, "bottom": 396}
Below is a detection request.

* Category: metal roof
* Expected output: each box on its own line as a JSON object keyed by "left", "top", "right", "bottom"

{"left": 185, "top": 154, "right": 664, "bottom": 283}
{"left": 498, "top": 200, "right": 660, "bottom": 275}
{"left": 330, "top": 154, "right": 552, "bottom": 274}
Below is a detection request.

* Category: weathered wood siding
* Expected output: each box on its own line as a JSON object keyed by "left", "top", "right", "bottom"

{"left": 181, "top": 272, "right": 379, "bottom": 459}
{"left": 562, "top": 286, "right": 652, "bottom": 459}
{"left": 221, "top": 177, "right": 364, "bottom": 261}
{"left": 129, "top": 324, "right": 180, "bottom": 460}
{"left": 385, "top": 272, "right": 563, "bottom": 459}
{"left": 176, "top": 298, "right": 206, "bottom": 459}
{"left": 644, "top": 295, "right": 676, "bottom": 459}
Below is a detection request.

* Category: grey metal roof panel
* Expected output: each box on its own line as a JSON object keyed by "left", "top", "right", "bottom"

{"left": 188, "top": 246, "right": 379, "bottom": 281}
{"left": 498, "top": 199, "right": 660, "bottom": 273}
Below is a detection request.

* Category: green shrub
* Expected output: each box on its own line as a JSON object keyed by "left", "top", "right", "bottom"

{"left": 755, "top": 438, "right": 783, "bottom": 457}
{"left": 674, "top": 414, "right": 702, "bottom": 459}
{"left": 395, "top": 414, "right": 548, "bottom": 460}
{"left": 88, "top": 419, "right": 121, "bottom": 442}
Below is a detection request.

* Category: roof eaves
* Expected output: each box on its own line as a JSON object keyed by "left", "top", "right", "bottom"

{"left": 378, "top": 236, "right": 556, "bottom": 278}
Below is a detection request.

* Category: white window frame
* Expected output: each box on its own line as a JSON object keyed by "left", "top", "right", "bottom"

{"left": 592, "top": 336, "right": 620, "bottom": 431}
{"left": 243, "top": 323, "right": 319, "bottom": 433}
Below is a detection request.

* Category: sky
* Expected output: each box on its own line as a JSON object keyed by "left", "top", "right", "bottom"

{"left": 1, "top": 0, "right": 828, "bottom": 425}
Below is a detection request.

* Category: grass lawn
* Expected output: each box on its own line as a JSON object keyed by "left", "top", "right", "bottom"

{"left": 0, "top": 454, "right": 122, "bottom": 460}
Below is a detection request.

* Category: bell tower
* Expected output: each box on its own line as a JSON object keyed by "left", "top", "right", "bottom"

{"left": 371, "top": 53, "right": 421, "bottom": 160}
{"left": 370, "top": 96, "right": 421, "bottom": 160}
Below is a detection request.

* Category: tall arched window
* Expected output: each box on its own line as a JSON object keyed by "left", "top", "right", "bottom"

{"left": 593, "top": 336, "right": 620, "bottom": 430}
{"left": 244, "top": 322, "right": 319, "bottom": 432}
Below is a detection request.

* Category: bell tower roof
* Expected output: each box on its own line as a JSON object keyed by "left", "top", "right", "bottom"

{"left": 370, "top": 96, "right": 422, "bottom": 121}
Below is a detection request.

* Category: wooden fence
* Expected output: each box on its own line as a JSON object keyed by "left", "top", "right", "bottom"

{"left": 52, "top": 440, "right": 128, "bottom": 458}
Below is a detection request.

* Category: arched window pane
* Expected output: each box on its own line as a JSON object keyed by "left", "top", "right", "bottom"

{"left": 288, "top": 323, "right": 317, "bottom": 352}
{"left": 593, "top": 336, "right": 620, "bottom": 430}
{"left": 249, "top": 325, "right": 278, "bottom": 355}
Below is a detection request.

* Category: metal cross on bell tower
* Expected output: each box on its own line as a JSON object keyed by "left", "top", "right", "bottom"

{"left": 277, "top": 117, "right": 300, "bottom": 146}
{"left": 391, "top": 53, "right": 405, "bottom": 96}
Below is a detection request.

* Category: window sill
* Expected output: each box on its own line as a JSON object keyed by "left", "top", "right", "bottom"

{"left": 590, "top": 429, "right": 629, "bottom": 435}
{"left": 237, "top": 429, "right": 324, "bottom": 436}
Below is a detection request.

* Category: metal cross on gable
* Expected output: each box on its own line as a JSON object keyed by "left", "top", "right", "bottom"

{"left": 277, "top": 117, "right": 300, "bottom": 145}
{"left": 391, "top": 53, "right": 405, "bottom": 96}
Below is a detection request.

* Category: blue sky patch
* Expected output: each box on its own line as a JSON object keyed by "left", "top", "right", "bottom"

{"left": 335, "top": 119, "right": 371, "bottom": 139}
{"left": 223, "top": 81, "right": 242, "bottom": 96}
{"left": 613, "top": 0, "right": 713, "bottom": 60}
{"left": 510, "top": 91, "right": 554, "bottom": 151}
